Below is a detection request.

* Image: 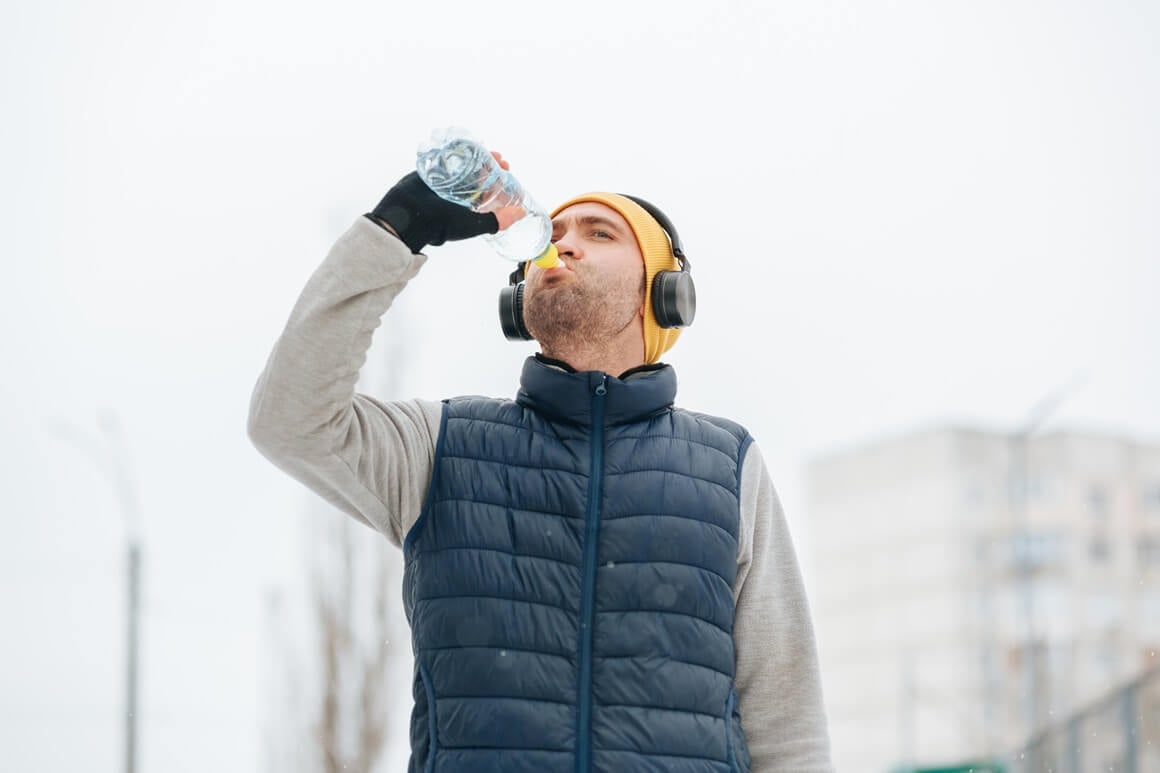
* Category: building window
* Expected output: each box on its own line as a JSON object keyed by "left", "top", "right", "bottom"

{"left": 1138, "top": 537, "right": 1160, "bottom": 569}
{"left": 1095, "top": 638, "right": 1118, "bottom": 678}
{"left": 966, "top": 482, "right": 986, "bottom": 509}
{"left": 1088, "top": 486, "right": 1109, "bottom": 519}
{"left": 1144, "top": 484, "right": 1160, "bottom": 512}
{"left": 1086, "top": 590, "right": 1123, "bottom": 629}
{"left": 1027, "top": 473, "right": 1051, "bottom": 502}
{"left": 1089, "top": 536, "right": 1110, "bottom": 563}
{"left": 1142, "top": 594, "right": 1160, "bottom": 635}
{"left": 1011, "top": 531, "right": 1066, "bottom": 569}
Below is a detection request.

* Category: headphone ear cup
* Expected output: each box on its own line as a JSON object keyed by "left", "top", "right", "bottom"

{"left": 651, "top": 270, "right": 696, "bottom": 328}
{"left": 499, "top": 283, "right": 534, "bottom": 341}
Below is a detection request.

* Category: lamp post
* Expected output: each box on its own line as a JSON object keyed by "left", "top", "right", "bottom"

{"left": 47, "top": 410, "right": 143, "bottom": 773}
{"left": 1009, "top": 373, "right": 1085, "bottom": 768}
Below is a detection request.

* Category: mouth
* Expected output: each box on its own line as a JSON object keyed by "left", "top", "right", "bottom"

{"left": 536, "top": 262, "right": 572, "bottom": 284}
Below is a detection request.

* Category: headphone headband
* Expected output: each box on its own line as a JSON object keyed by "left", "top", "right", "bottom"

{"left": 617, "top": 193, "right": 689, "bottom": 270}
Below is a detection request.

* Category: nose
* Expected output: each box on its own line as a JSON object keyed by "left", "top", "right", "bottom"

{"left": 552, "top": 225, "right": 581, "bottom": 260}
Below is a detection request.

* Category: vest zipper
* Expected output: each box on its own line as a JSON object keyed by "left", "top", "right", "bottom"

{"left": 576, "top": 373, "right": 607, "bottom": 773}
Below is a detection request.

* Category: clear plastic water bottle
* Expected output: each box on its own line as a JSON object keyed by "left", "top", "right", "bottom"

{"left": 416, "top": 128, "right": 560, "bottom": 267}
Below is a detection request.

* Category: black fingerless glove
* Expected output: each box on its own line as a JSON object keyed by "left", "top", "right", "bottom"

{"left": 367, "top": 172, "right": 499, "bottom": 254}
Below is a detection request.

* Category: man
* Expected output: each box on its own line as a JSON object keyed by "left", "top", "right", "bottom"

{"left": 248, "top": 157, "right": 833, "bottom": 772}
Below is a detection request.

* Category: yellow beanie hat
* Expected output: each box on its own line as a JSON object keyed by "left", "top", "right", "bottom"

{"left": 549, "top": 192, "right": 682, "bottom": 364}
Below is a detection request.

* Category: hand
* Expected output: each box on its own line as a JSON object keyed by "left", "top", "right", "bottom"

{"left": 369, "top": 153, "right": 526, "bottom": 253}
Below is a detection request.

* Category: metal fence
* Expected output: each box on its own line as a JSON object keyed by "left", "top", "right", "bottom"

{"left": 1007, "top": 665, "right": 1160, "bottom": 773}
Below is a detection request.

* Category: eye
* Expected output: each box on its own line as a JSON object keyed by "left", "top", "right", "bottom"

{"left": 591, "top": 229, "right": 612, "bottom": 240}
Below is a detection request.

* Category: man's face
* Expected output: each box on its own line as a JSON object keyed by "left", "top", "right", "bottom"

{"left": 522, "top": 202, "right": 646, "bottom": 350}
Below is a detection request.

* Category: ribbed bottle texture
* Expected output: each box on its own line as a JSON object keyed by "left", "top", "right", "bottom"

{"left": 416, "top": 128, "right": 558, "bottom": 266}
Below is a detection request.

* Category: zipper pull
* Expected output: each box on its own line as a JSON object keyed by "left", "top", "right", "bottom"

{"left": 595, "top": 374, "right": 607, "bottom": 396}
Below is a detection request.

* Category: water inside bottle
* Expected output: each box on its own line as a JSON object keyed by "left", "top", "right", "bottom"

{"left": 416, "top": 128, "right": 554, "bottom": 262}
{"left": 484, "top": 208, "right": 554, "bottom": 262}
{"left": 417, "top": 139, "right": 514, "bottom": 209}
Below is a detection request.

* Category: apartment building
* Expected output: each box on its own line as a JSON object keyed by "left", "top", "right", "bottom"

{"left": 805, "top": 427, "right": 1160, "bottom": 772}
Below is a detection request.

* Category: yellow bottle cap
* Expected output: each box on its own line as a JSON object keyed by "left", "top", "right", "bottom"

{"left": 532, "top": 243, "right": 560, "bottom": 269}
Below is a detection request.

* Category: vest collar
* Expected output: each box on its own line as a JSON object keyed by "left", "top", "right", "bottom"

{"left": 516, "top": 355, "right": 676, "bottom": 426}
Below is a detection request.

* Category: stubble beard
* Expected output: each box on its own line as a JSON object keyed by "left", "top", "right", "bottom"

{"left": 523, "top": 273, "right": 642, "bottom": 352}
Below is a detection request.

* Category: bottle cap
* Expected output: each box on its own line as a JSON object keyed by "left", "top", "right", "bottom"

{"left": 532, "top": 244, "right": 560, "bottom": 269}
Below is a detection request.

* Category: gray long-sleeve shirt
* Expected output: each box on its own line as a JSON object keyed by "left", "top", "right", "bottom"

{"left": 247, "top": 216, "right": 834, "bottom": 771}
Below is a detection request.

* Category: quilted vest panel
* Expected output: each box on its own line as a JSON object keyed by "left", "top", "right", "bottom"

{"left": 402, "top": 359, "right": 753, "bottom": 773}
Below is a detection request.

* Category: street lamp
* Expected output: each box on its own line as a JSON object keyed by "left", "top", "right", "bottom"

{"left": 1009, "top": 372, "right": 1085, "bottom": 769}
{"left": 46, "top": 410, "right": 144, "bottom": 773}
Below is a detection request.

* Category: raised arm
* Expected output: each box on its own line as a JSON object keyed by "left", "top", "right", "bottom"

{"left": 247, "top": 217, "right": 439, "bottom": 544}
{"left": 247, "top": 167, "right": 512, "bottom": 545}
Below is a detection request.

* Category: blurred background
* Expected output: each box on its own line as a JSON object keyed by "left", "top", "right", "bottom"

{"left": 3, "top": 0, "right": 1158, "bottom": 771}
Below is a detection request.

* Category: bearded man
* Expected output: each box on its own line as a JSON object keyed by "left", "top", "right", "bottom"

{"left": 248, "top": 155, "right": 834, "bottom": 773}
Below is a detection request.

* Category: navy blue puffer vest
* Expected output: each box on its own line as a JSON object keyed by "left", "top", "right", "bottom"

{"left": 402, "top": 357, "right": 753, "bottom": 773}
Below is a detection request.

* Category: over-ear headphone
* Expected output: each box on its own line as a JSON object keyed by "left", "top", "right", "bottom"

{"left": 498, "top": 194, "right": 696, "bottom": 342}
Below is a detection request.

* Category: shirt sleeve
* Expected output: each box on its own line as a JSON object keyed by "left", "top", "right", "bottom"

{"left": 734, "top": 440, "right": 835, "bottom": 772}
{"left": 247, "top": 216, "right": 443, "bottom": 546}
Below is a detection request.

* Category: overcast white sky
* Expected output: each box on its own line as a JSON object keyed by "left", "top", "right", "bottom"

{"left": 3, "top": 1, "right": 1158, "bottom": 771}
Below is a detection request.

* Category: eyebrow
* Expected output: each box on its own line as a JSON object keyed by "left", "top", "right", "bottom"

{"left": 551, "top": 214, "right": 630, "bottom": 237}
